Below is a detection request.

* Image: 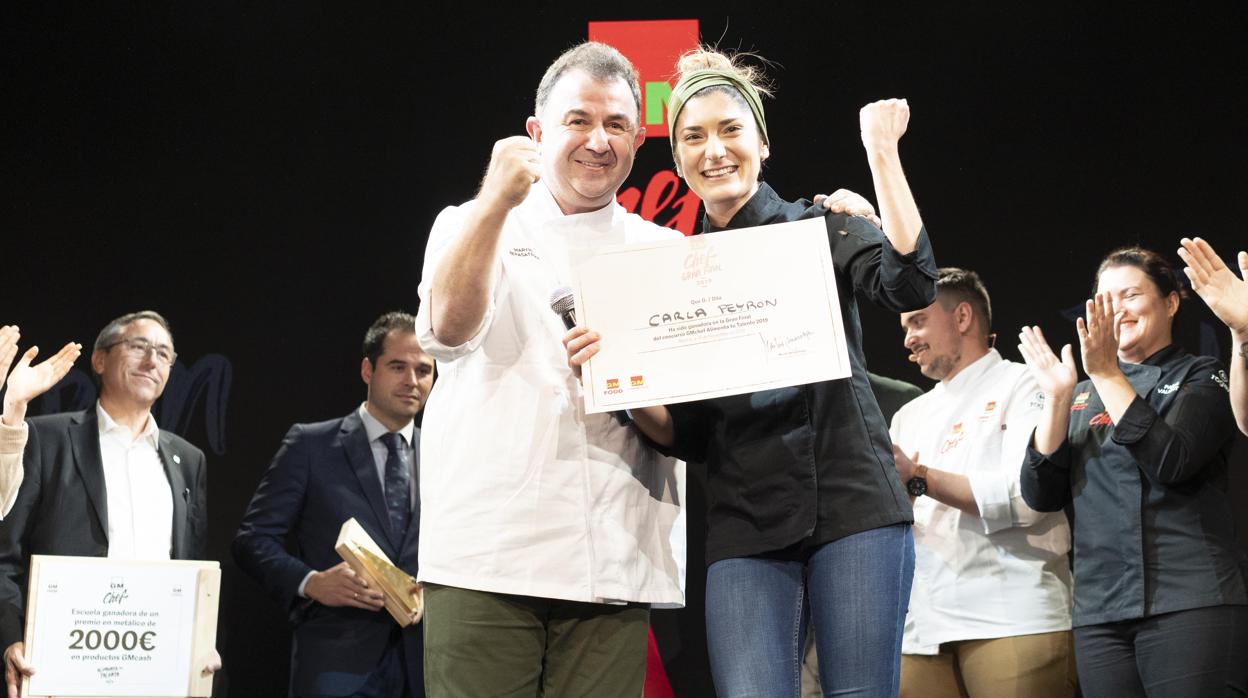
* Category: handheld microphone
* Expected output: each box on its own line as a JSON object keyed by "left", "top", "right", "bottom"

{"left": 549, "top": 287, "right": 577, "bottom": 330}
{"left": 549, "top": 286, "right": 628, "bottom": 426}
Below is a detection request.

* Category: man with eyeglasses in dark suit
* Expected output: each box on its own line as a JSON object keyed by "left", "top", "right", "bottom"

{"left": 0, "top": 310, "right": 216, "bottom": 697}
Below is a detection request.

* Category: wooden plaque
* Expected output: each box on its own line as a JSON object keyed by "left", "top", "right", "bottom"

{"left": 21, "top": 556, "right": 220, "bottom": 698}
{"left": 334, "top": 518, "right": 422, "bottom": 627}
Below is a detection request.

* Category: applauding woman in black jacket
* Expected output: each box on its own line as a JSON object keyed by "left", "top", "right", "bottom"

{"left": 1019, "top": 246, "right": 1248, "bottom": 696}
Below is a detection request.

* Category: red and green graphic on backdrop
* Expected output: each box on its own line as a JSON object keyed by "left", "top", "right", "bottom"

{"left": 589, "top": 19, "right": 700, "bottom": 236}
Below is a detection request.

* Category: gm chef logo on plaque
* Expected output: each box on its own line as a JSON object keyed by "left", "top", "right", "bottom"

{"left": 23, "top": 556, "right": 219, "bottom": 698}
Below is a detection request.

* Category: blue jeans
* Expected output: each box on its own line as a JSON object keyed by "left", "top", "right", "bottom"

{"left": 705, "top": 524, "right": 915, "bottom": 698}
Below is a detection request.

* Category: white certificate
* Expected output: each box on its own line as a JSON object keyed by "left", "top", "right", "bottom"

{"left": 574, "top": 217, "right": 851, "bottom": 414}
{"left": 23, "top": 556, "right": 220, "bottom": 698}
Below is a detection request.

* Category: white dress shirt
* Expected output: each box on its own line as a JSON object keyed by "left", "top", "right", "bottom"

{"left": 890, "top": 350, "right": 1072, "bottom": 653}
{"left": 415, "top": 183, "right": 686, "bottom": 606}
{"left": 358, "top": 403, "right": 416, "bottom": 508}
{"left": 97, "top": 403, "right": 173, "bottom": 560}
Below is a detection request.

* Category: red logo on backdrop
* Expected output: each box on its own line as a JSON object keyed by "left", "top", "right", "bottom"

{"left": 588, "top": 20, "right": 697, "bottom": 138}
{"left": 589, "top": 20, "right": 701, "bottom": 236}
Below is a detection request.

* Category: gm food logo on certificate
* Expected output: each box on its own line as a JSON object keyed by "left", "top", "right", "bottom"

{"left": 574, "top": 217, "right": 851, "bottom": 414}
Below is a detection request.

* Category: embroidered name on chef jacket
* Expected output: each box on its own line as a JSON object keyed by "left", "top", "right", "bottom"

{"left": 1088, "top": 411, "right": 1113, "bottom": 427}
{"left": 1213, "top": 371, "right": 1230, "bottom": 391}
{"left": 940, "top": 422, "right": 966, "bottom": 454}
{"left": 1027, "top": 391, "right": 1046, "bottom": 410}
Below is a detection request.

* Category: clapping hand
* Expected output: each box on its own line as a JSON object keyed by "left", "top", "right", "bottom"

{"left": 1077, "top": 293, "right": 1122, "bottom": 380}
{"left": 2, "top": 341, "right": 82, "bottom": 427}
{"left": 1018, "top": 325, "right": 1078, "bottom": 398}
{"left": 1178, "top": 237, "right": 1248, "bottom": 338}
{"left": 0, "top": 327, "right": 18, "bottom": 391}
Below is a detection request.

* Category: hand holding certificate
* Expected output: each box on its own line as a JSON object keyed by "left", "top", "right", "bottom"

{"left": 573, "top": 217, "right": 851, "bottom": 414}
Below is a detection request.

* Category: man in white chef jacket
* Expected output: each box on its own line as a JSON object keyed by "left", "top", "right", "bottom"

{"left": 892, "top": 268, "right": 1076, "bottom": 697}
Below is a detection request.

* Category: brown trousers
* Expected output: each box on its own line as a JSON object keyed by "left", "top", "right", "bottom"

{"left": 897, "top": 631, "right": 1077, "bottom": 698}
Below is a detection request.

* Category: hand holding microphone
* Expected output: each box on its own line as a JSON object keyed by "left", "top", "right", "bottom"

{"left": 551, "top": 287, "right": 602, "bottom": 380}
{"left": 550, "top": 287, "right": 577, "bottom": 331}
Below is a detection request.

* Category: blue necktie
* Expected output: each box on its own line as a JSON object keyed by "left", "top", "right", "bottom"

{"left": 379, "top": 432, "right": 411, "bottom": 539}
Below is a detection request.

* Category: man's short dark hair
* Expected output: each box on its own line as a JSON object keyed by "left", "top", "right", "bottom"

{"left": 94, "top": 310, "right": 174, "bottom": 352}
{"left": 363, "top": 311, "right": 417, "bottom": 366}
{"left": 936, "top": 268, "right": 992, "bottom": 339}
{"left": 534, "top": 41, "right": 642, "bottom": 117}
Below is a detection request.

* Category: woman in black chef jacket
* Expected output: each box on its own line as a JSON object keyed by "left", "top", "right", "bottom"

{"left": 1018, "top": 246, "right": 1248, "bottom": 696}
{"left": 566, "top": 47, "right": 937, "bottom": 697}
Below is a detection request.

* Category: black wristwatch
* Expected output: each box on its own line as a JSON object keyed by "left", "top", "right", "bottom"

{"left": 906, "top": 464, "right": 929, "bottom": 497}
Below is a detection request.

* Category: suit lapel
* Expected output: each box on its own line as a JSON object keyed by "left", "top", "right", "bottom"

{"left": 340, "top": 411, "right": 400, "bottom": 553}
{"left": 69, "top": 410, "right": 109, "bottom": 540}
{"left": 158, "top": 432, "right": 189, "bottom": 559}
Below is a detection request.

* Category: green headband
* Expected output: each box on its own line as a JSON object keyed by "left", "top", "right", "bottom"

{"left": 667, "top": 69, "right": 769, "bottom": 155}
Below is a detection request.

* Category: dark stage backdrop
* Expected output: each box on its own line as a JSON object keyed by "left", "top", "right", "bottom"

{"left": 3, "top": 3, "right": 1247, "bottom": 695}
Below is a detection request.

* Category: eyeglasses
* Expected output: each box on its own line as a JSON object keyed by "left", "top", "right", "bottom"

{"left": 105, "top": 337, "right": 177, "bottom": 366}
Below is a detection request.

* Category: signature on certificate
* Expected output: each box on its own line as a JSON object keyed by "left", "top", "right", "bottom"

{"left": 763, "top": 330, "right": 815, "bottom": 356}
